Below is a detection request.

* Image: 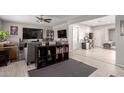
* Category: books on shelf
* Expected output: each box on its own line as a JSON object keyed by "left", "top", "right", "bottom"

{"left": 56, "top": 47, "right": 69, "bottom": 54}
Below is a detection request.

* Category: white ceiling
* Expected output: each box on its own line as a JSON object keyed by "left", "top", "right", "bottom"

{"left": 0, "top": 15, "right": 81, "bottom": 26}
{"left": 78, "top": 15, "right": 115, "bottom": 27}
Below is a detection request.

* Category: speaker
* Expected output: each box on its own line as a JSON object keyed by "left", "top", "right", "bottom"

{"left": 89, "top": 33, "right": 93, "bottom": 39}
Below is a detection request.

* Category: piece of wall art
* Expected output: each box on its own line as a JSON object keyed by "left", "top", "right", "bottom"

{"left": 10, "top": 26, "right": 18, "bottom": 35}
{"left": 120, "top": 20, "right": 124, "bottom": 36}
{"left": 46, "top": 29, "right": 54, "bottom": 41}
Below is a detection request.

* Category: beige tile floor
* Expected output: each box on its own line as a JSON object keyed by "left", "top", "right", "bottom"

{"left": 0, "top": 60, "right": 28, "bottom": 77}
{"left": 0, "top": 47, "right": 124, "bottom": 77}
{"left": 72, "top": 48, "right": 116, "bottom": 64}
{"left": 70, "top": 48, "right": 124, "bottom": 77}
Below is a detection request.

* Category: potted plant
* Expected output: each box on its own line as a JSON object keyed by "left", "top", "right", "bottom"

{"left": 0, "top": 31, "right": 9, "bottom": 42}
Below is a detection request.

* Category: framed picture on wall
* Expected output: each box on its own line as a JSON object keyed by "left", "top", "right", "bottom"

{"left": 120, "top": 20, "right": 124, "bottom": 36}
{"left": 46, "top": 29, "right": 54, "bottom": 41}
{"left": 10, "top": 26, "right": 18, "bottom": 35}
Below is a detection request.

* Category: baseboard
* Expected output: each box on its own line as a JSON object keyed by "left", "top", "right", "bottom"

{"left": 95, "top": 46, "right": 103, "bottom": 48}
{"left": 116, "top": 64, "right": 124, "bottom": 68}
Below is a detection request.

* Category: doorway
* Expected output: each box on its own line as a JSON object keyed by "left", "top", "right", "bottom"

{"left": 72, "top": 26, "right": 79, "bottom": 50}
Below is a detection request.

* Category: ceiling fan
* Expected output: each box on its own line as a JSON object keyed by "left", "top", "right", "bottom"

{"left": 36, "top": 15, "right": 52, "bottom": 23}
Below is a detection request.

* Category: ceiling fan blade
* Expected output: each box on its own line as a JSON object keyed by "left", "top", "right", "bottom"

{"left": 36, "top": 15, "right": 52, "bottom": 23}
{"left": 36, "top": 16, "right": 43, "bottom": 20}
{"left": 45, "top": 19, "right": 52, "bottom": 20}
{"left": 44, "top": 19, "right": 52, "bottom": 23}
{"left": 36, "top": 16, "right": 40, "bottom": 19}
{"left": 44, "top": 20, "right": 51, "bottom": 23}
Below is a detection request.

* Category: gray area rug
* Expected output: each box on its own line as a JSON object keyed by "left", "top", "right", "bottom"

{"left": 28, "top": 58, "right": 97, "bottom": 77}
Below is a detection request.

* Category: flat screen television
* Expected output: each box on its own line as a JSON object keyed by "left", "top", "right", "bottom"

{"left": 58, "top": 29, "right": 67, "bottom": 38}
{"left": 23, "top": 28, "right": 43, "bottom": 39}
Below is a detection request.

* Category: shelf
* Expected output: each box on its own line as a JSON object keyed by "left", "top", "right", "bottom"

{"left": 35, "top": 44, "right": 69, "bottom": 69}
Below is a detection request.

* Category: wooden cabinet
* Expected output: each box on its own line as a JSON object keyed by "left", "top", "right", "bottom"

{"left": 0, "top": 46, "right": 18, "bottom": 62}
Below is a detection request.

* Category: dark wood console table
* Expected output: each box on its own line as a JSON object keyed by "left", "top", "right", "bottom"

{"left": 35, "top": 44, "right": 69, "bottom": 69}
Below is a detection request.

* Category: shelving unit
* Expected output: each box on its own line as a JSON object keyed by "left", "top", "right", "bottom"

{"left": 35, "top": 44, "right": 69, "bottom": 69}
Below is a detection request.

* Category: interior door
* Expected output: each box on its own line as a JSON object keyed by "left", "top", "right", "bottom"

{"left": 73, "top": 27, "right": 79, "bottom": 50}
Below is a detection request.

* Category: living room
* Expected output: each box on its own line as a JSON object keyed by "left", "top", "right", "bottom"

{"left": 0, "top": 15, "right": 124, "bottom": 77}
{"left": 0, "top": 15, "right": 80, "bottom": 76}
{"left": 1, "top": 0, "right": 124, "bottom": 92}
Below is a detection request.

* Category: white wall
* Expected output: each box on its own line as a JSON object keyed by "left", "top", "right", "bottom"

{"left": 78, "top": 24, "right": 92, "bottom": 49}
{"left": 53, "top": 23, "right": 82, "bottom": 51}
{"left": 53, "top": 23, "right": 68, "bottom": 40}
{"left": 0, "top": 20, "right": 2, "bottom": 30}
{"left": 72, "top": 26, "right": 79, "bottom": 50}
{"left": 68, "top": 25, "right": 73, "bottom": 51}
{"left": 92, "top": 24, "right": 115, "bottom": 47}
{"left": 53, "top": 23, "right": 74, "bottom": 51}
{"left": 66, "top": 15, "right": 106, "bottom": 51}
{"left": 70, "top": 24, "right": 115, "bottom": 50}
{"left": 53, "top": 16, "right": 115, "bottom": 51}
{"left": 2, "top": 21, "right": 52, "bottom": 42}
{"left": 116, "top": 15, "right": 124, "bottom": 66}
{"left": 69, "top": 24, "right": 92, "bottom": 51}
{"left": 53, "top": 16, "right": 110, "bottom": 51}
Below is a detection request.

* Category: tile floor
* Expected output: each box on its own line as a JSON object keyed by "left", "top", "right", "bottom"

{"left": 70, "top": 48, "right": 124, "bottom": 77}
{"left": 0, "top": 47, "right": 124, "bottom": 77}
{"left": 0, "top": 60, "right": 28, "bottom": 77}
